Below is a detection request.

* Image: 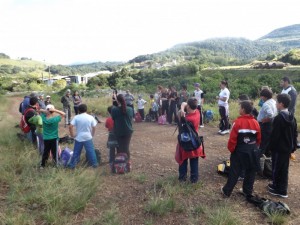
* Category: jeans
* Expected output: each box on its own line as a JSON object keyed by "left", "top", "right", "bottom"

{"left": 36, "top": 132, "right": 44, "bottom": 156}
{"left": 63, "top": 107, "right": 71, "bottom": 125}
{"left": 179, "top": 157, "right": 199, "bottom": 183}
{"left": 68, "top": 139, "right": 98, "bottom": 169}
{"left": 222, "top": 151, "right": 256, "bottom": 196}
{"left": 138, "top": 109, "right": 145, "bottom": 120}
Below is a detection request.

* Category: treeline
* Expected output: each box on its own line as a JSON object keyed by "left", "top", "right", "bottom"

{"left": 87, "top": 63, "right": 300, "bottom": 103}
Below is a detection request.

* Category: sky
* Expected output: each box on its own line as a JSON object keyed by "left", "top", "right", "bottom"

{"left": 0, "top": 0, "right": 299, "bottom": 65}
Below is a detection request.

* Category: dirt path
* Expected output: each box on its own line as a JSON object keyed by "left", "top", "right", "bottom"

{"left": 9, "top": 96, "right": 300, "bottom": 224}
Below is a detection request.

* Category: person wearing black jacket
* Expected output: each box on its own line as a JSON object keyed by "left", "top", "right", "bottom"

{"left": 268, "top": 94, "right": 298, "bottom": 198}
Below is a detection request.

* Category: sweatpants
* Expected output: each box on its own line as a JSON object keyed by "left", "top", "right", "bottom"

{"left": 219, "top": 106, "right": 229, "bottom": 131}
{"left": 116, "top": 134, "right": 132, "bottom": 159}
{"left": 271, "top": 152, "right": 290, "bottom": 195}
{"left": 41, "top": 138, "right": 58, "bottom": 167}
{"left": 223, "top": 151, "right": 256, "bottom": 196}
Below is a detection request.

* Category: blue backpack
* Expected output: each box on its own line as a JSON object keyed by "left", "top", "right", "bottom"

{"left": 178, "top": 117, "right": 202, "bottom": 151}
{"left": 204, "top": 110, "right": 214, "bottom": 123}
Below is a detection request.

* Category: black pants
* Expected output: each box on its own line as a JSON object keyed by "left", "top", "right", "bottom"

{"left": 223, "top": 151, "right": 256, "bottom": 196}
{"left": 259, "top": 122, "right": 272, "bottom": 157}
{"left": 271, "top": 152, "right": 290, "bottom": 195}
{"left": 149, "top": 109, "right": 158, "bottom": 121}
{"left": 168, "top": 102, "right": 178, "bottom": 124}
{"left": 116, "top": 134, "right": 132, "bottom": 159}
{"left": 161, "top": 100, "right": 168, "bottom": 116}
{"left": 41, "top": 138, "right": 58, "bottom": 167}
{"left": 219, "top": 106, "right": 229, "bottom": 131}
{"left": 138, "top": 109, "right": 145, "bottom": 120}
{"left": 74, "top": 106, "right": 79, "bottom": 115}
{"left": 197, "top": 105, "right": 203, "bottom": 126}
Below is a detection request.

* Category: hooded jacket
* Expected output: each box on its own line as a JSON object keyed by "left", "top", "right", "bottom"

{"left": 268, "top": 110, "right": 298, "bottom": 154}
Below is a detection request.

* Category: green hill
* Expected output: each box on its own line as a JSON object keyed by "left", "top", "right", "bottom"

{"left": 258, "top": 24, "right": 300, "bottom": 48}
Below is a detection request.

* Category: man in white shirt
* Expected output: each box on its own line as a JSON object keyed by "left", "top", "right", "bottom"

{"left": 193, "top": 83, "right": 204, "bottom": 127}
{"left": 280, "top": 77, "right": 297, "bottom": 115}
{"left": 68, "top": 104, "right": 98, "bottom": 169}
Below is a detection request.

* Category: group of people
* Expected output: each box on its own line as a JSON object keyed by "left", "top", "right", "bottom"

{"left": 175, "top": 76, "right": 297, "bottom": 200}
{"left": 18, "top": 76, "right": 298, "bottom": 199}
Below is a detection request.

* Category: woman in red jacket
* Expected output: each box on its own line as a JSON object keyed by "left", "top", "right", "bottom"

{"left": 175, "top": 98, "right": 205, "bottom": 183}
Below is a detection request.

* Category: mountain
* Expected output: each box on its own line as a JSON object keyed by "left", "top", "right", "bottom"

{"left": 129, "top": 37, "right": 285, "bottom": 66}
{"left": 258, "top": 24, "right": 300, "bottom": 48}
{"left": 129, "top": 24, "right": 300, "bottom": 66}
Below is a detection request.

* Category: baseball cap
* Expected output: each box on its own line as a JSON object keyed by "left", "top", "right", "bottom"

{"left": 194, "top": 83, "right": 200, "bottom": 87}
{"left": 46, "top": 104, "right": 55, "bottom": 110}
{"left": 46, "top": 95, "right": 50, "bottom": 98}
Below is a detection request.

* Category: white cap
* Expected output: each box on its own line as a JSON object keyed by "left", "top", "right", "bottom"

{"left": 46, "top": 104, "right": 55, "bottom": 110}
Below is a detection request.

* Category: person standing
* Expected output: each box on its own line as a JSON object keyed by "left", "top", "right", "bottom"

{"left": 221, "top": 101, "right": 261, "bottom": 197}
{"left": 217, "top": 80, "right": 230, "bottom": 135}
{"left": 136, "top": 95, "right": 147, "bottom": 121}
{"left": 40, "top": 104, "right": 65, "bottom": 168}
{"left": 61, "top": 89, "right": 72, "bottom": 125}
{"left": 178, "top": 84, "right": 190, "bottom": 108}
{"left": 44, "top": 95, "right": 52, "bottom": 106}
{"left": 68, "top": 104, "right": 98, "bottom": 169}
{"left": 280, "top": 77, "right": 297, "bottom": 115}
{"left": 193, "top": 83, "right": 204, "bottom": 128}
{"left": 257, "top": 88, "right": 277, "bottom": 157}
{"left": 168, "top": 86, "right": 178, "bottom": 124}
{"left": 160, "top": 88, "right": 169, "bottom": 116}
{"left": 25, "top": 96, "right": 39, "bottom": 143}
{"left": 72, "top": 91, "right": 82, "bottom": 115}
{"left": 38, "top": 93, "right": 46, "bottom": 110}
{"left": 124, "top": 90, "right": 135, "bottom": 118}
{"left": 268, "top": 94, "right": 298, "bottom": 198}
{"left": 111, "top": 94, "right": 133, "bottom": 159}
{"left": 176, "top": 98, "right": 205, "bottom": 183}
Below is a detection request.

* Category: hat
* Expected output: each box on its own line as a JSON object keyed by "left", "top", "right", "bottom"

{"left": 46, "top": 95, "right": 50, "bottom": 98}
{"left": 138, "top": 95, "right": 142, "bottom": 98}
{"left": 194, "top": 83, "right": 200, "bottom": 87}
{"left": 66, "top": 89, "right": 71, "bottom": 93}
{"left": 46, "top": 104, "right": 55, "bottom": 111}
{"left": 39, "top": 93, "right": 44, "bottom": 97}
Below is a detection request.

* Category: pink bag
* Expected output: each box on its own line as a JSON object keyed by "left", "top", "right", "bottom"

{"left": 158, "top": 115, "right": 167, "bottom": 125}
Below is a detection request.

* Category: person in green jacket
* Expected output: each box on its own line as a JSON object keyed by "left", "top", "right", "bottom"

{"left": 111, "top": 94, "right": 133, "bottom": 159}
{"left": 39, "top": 104, "right": 65, "bottom": 168}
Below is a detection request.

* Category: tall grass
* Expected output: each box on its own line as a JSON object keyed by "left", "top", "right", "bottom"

{"left": 0, "top": 96, "right": 101, "bottom": 225}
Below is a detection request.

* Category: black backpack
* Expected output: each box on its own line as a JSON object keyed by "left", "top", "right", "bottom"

{"left": 178, "top": 117, "right": 201, "bottom": 151}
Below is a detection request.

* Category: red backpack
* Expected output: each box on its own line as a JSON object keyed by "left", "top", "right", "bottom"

{"left": 20, "top": 108, "right": 34, "bottom": 133}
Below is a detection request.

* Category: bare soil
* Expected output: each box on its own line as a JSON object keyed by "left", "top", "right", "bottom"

{"left": 8, "top": 97, "right": 300, "bottom": 224}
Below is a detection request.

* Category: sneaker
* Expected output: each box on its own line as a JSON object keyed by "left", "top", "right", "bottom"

{"left": 200, "top": 125, "right": 204, "bottom": 128}
{"left": 218, "top": 130, "right": 222, "bottom": 134}
{"left": 239, "top": 188, "right": 248, "bottom": 197}
{"left": 238, "top": 176, "right": 244, "bottom": 181}
{"left": 268, "top": 189, "right": 288, "bottom": 198}
{"left": 267, "top": 183, "right": 275, "bottom": 191}
{"left": 220, "top": 130, "right": 230, "bottom": 135}
{"left": 39, "top": 166, "right": 44, "bottom": 170}
{"left": 221, "top": 187, "right": 230, "bottom": 197}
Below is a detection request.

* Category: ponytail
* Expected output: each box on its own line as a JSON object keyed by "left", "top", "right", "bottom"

{"left": 117, "top": 94, "right": 127, "bottom": 114}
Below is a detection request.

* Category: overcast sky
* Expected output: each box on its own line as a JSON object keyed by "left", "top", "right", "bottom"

{"left": 0, "top": 0, "right": 299, "bottom": 65}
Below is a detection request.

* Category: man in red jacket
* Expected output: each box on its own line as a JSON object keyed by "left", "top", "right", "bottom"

{"left": 221, "top": 101, "right": 261, "bottom": 197}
